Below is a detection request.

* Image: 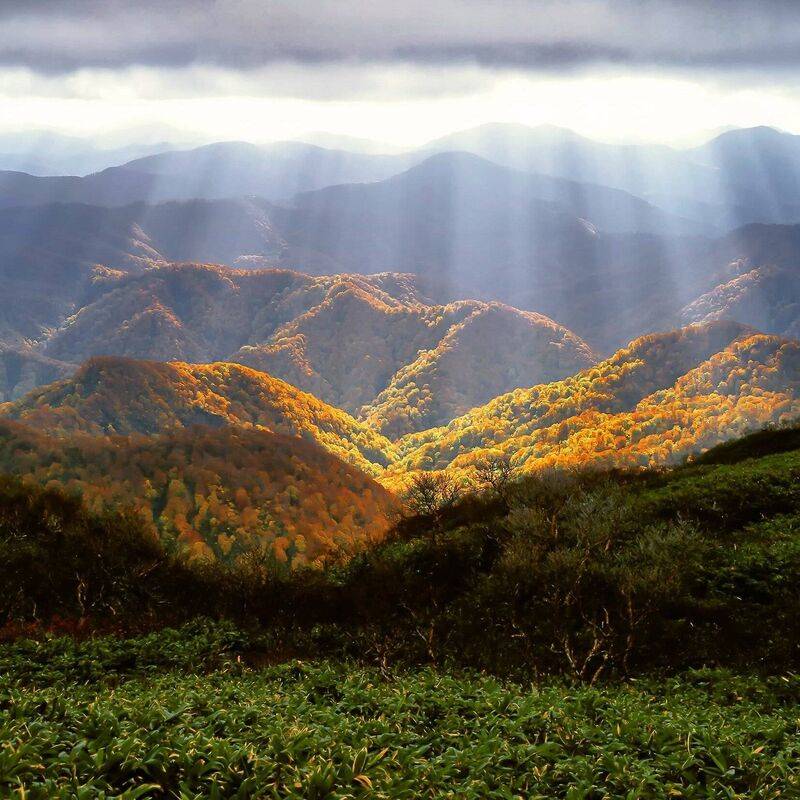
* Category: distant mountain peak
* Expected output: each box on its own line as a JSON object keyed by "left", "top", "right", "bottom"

{"left": 697, "top": 125, "right": 796, "bottom": 152}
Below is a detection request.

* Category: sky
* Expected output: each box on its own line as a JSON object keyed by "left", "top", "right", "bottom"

{"left": 2, "top": 0, "right": 800, "bottom": 147}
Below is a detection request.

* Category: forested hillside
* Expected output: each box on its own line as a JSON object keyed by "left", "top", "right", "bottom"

{"left": 359, "top": 302, "right": 594, "bottom": 436}
{"left": 394, "top": 322, "right": 800, "bottom": 478}
{"left": 0, "top": 420, "right": 394, "bottom": 563}
{"left": 0, "top": 357, "right": 395, "bottom": 475}
{"left": 3, "top": 321, "right": 799, "bottom": 500}
{"left": 0, "top": 346, "right": 73, "bottom": 402}
{"left": 3, "top": 261, "right": 595, "bottom": 431}
{"left": 242, "top": 288, "right": 593, "bottom": 432}
{"left": 4, "top": 422, "right": 800, "bottom": 677}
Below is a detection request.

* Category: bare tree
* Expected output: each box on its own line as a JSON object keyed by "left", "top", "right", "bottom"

{"left": 402, "top": 472, "right": 461, "bottom": 536}
{"left": 474, "top": 455, "right": 514, "bottom": 502}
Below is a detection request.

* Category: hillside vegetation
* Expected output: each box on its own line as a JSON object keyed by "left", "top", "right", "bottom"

{"left": 0, "top": 356, "right": 395, "bottom": 475}
{"left": 3, "top": 423, "right": 800, "bottom": 676}
{"left": 359, "top": 302, "right": 594, "bottom": 437}
{"left": 2, "top": 630, "right": 799, "bottom": 798}
{"left": 0, "top": 422, "right": 394, "bottom": 564}
{"left": 3, "top": 417, "right": 800, "bottom": 793}
{"left": 395, "top": 323, "right": 800, "bottom": 479}
{"left": 13, "top": 261, "right": 593, "bottom": 434}
{"left": 3, "top": 321, "right": 799, "bottom": 505}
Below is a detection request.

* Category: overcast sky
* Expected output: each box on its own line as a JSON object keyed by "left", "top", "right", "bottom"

{"left": 2, "top": 0, "right": 800, "bottom": 146}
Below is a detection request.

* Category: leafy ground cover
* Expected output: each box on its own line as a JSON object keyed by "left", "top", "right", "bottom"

{"left": 1, "top": 625, "right": 800, "bottom": 799}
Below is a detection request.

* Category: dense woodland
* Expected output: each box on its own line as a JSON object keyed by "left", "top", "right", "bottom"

{"left": 3, "top": 423, "right": 800, "bottom": 680}
{"left": 1, "top": 261, "right": 595, "bottom": 429}
{"left": 1, "top": 357, "right": 396, "bottom": 476}
{"left": 395, "top": 325, "right": 800, "bottom": 479}
{"left": 0, "top": 421, "right": 394, "bottom": 564}
{"left": 0, "top": 321, "right": 797, "bottom": 560}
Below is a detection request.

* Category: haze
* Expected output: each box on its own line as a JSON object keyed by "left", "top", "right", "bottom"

{"left": 2, "top": 1, "right": 800, "bottom": 147}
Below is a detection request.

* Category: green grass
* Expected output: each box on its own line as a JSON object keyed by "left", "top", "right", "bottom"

{"left": 2, "top": 626, "right": 800, "bottom": 799}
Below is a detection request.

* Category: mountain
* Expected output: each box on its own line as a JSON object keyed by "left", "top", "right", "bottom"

{"left": 0, "top": 357, "right": 396, "bottom": 476}
{"left": 0, "top": 201, "right": 285, "bottom": 346}
{"left": 0, "top": 168, "right": 159, "bottom": 210}
{"left": 268, "top": 155, "right": 724, "bottom": 347}
{"left": 4, "top": 187, "right": 800, "bottom": 366}
{"left": 0, "top": 133, "right": 696, "bottom": 234}
{"left": 2, "top": 261, "right": 594, "bottom": 432}
{"left": 358, "top": 302, "right": 595, "bottom": 437}
{"left": 678, "top": 224, "right": 800, "bottom": 339}
{"left": 0, "top": 130, "right": 183, "bottom": 176}
{"left": 393, "top": 322, "right": 800, "bottom": 478}
{"left": 688, "top": 127, "right": 800, "bottom": 225}
{"left": 0, "top": 197, "right": 283, "bottom": 277}
{"left": 5, "top": 153, "right": 800, "bottom": 365}
{"left": 715, "top": 221, "right": 800, "bottom": 268}
{"left": 680, "top": 265, "right": 800, "bottom": 340}
{"left": 35, "top": 265, "right": 432, "bottom": 368}
{"left": 0, "top": 141, "right": 417, "bottom": 209}
{"left": 272, "top": 170, "right": 800, "bottom": 350}
{"left": 420, "top": 123, "right": 727, "bottom": 219}
{"left": 643, "top": 127, "right": 800, "bottom": 229}
{"left": 235, "top": 283, "right": 595, "bottom": 428}
{"left": 0, "top": 418, "right": 394, "bottom": 564}
{"left": 284, "top": 150, "right": 701, "bottom": 252}
{"left": 294, "top": 132, "right": 407, "bottom": 154}
{"left": 7, "top": 124, "right": 800, "bottom": 232}
{"left": 421, "top": 123, "right": 800, "bottom": 231}
{"left": 121, "top": 140, "right": 416, "bottom": 201}
{"left": 0, "top": 346, "right": 73, "bottom": 402}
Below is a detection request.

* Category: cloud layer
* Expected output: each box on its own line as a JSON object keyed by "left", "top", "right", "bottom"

{"left": 2, "top": 1, "right": 799, "bottom": 75}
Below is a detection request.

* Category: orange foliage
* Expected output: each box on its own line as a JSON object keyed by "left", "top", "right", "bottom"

{"left": 1, "top": 357, "right": 395, "bottom": 476}
{"left": 390, "top": 324, "right": 800, "bottom": 481}
{"left": 0, "top": 420, "right": 395, "bottom": 565}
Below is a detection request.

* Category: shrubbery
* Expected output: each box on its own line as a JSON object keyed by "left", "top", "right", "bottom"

{"left": 3, "top": 425, "right": 800, "bottom": 679}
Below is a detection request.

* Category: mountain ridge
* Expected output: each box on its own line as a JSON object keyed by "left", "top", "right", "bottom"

{"left": 0, "top": 356, "right": 397, "bottom": 476}
{"left": 392, "top": 321, "right": 800, "bottom": 479}
{"left": 10, "top": 261, "right": 596, "bottom": 432}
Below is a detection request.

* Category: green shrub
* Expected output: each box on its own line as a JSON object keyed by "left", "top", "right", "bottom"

{"left": 3, "top": 426, "right": 800, "bottom": 678}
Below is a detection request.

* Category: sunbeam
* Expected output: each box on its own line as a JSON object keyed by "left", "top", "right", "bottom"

{"left": 3, "top": 6, "right": 800, "bottom": 793}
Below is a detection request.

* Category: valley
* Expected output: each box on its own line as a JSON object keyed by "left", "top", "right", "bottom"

{"left": 2, "top": 123, "right": 800, "bottom": 565}
{"left": 7, "top": 4, "right": 800, "bottom": 797}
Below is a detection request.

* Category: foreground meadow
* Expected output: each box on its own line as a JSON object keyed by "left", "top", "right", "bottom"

{"left": 1, "top": 625, "right": 799, "bottom": 799}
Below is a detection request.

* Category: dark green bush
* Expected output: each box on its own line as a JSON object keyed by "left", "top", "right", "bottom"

{"left": 3, "top": 429, "right": 800, "bottom": 679}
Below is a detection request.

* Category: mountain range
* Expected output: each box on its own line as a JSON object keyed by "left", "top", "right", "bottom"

{"left": 393, "top": 321, "right": 800, "bottom": 479}
{"left": 6, "top": 123, "right": 800, "bottom": 231}
{"left": 0, "top": 130, "right": 187, "bottom": 177}
{"left": 1, "top": 122, "right": 800, "bottom": 561}
{"left": 3, "top": 214, "right": 799, "bottom": 385}
{"left": 1, "top": 317, "right": 797, "bottom": 558}
{"left": 0, "top": 263, "right": 596, "bottom": 434}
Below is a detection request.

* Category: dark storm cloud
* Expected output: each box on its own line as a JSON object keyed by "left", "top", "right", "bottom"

{"left": 2, "top": 0, "right": 800, "bottom": 74}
